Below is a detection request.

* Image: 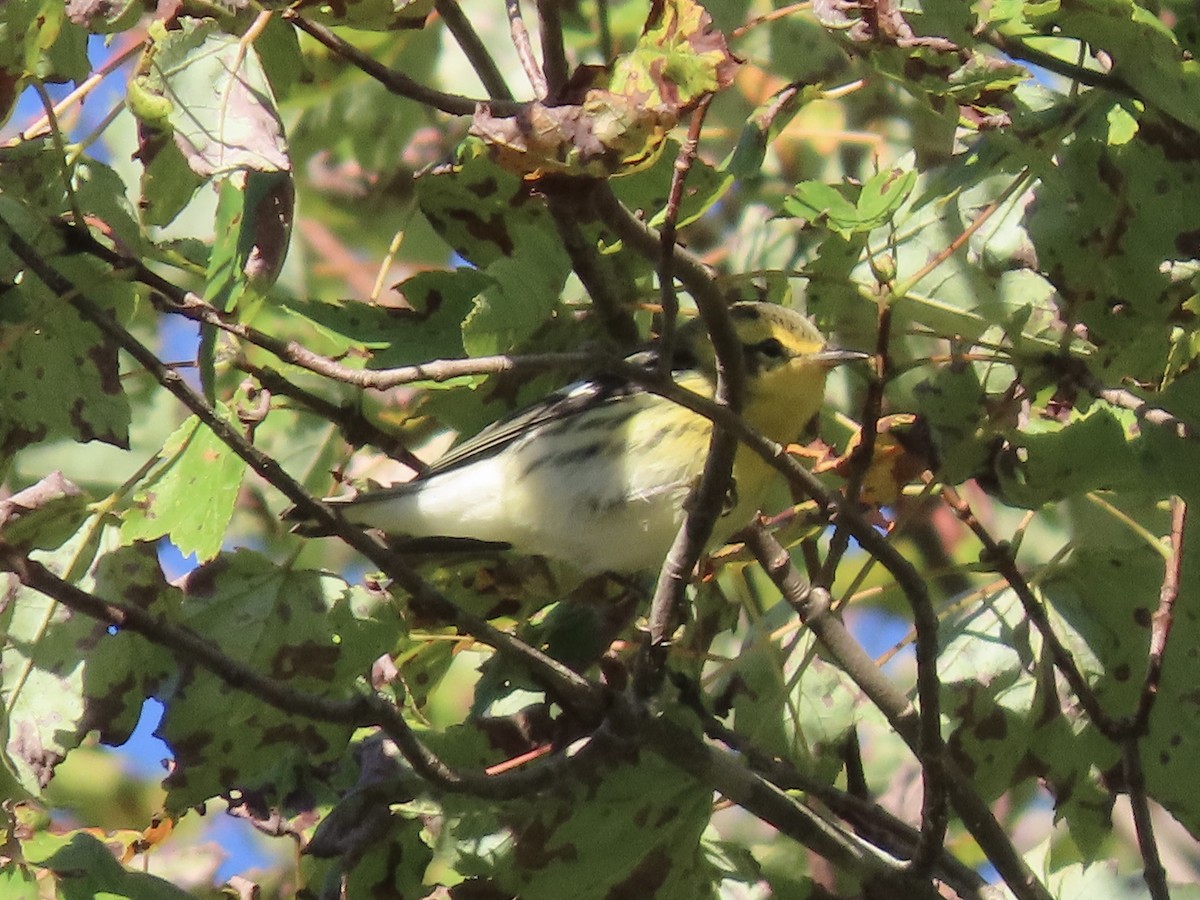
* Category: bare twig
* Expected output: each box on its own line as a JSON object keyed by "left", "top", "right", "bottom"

{"left": 537, "top": 0, "right": 570, "bottom": 97}
{"left": 639, "top": 97, "right": 717, "bottom": 663}
{"left": 638, "top": 712, "right": 947, "bottom": 898}
{"left": 434, "top": 0, "right": 514, "bottom": 100}
{"left": 1133, "top": 498, "right": 1188, "bottom": 731}
{"left": 235, "top": 360, "right": 429, "bottom": 475}
{"left": 699, "top": 716, "right": 986, "bottom": 898}
{"left": 74, "top": 223, "right": 610, "bottom": 389}
{"left": 745, "top": 525, "right": 1051, "bottom": 900}
{"left": 892, "top": 169, "right": 1031, "bottom": 300}
{"left": 577, "top": 198, "right": 950, "bottom": 863}
{"left": 939, "top": 484, "right": 1122, "bottom": 739}
{"left": 506, "top": 0, "right": 548, "bottom": 98}
{"left": 656, "top": 96, "right": 713, "bottom": 379}
{"left": 819, "top": 293, "right": 889, "bottom": 586}
{"left": 981, "top": 29, "right": 1136, "bottom": 96}
{"left": 13, "top": 34, "right": 144, "bottom": 144}
{"left": 2, "top": 224, "right": 606, "bottom": 720}
{"left": 0, "top": 547, "right": 575, "bottom": 800}
{"left": 1122, "top": 497, "right": 1186, "bottom": 900}
{"left": 545, "top": 188, "right": 641, "bottom": 345}
{"left": 284, "top": 12, "right": 521, "bottom": 116}
{"left": 595, "top": 0, "right": 613, "bottom": 63}
{"left": 1122, "top": 739, "right": 1170, "bottom": 900}
{"left": 1089, "top": 382, "right": 1198, "bottom": 443}
{"left": 731, "top": 2, "right": 813, "bottom": 39}
{"left": 30, "top": 80, "right": 84, "bottom": 227}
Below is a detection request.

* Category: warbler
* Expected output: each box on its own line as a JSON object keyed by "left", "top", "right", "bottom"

{"left": 292, "top": 302, "right": 865, "bottom": 573}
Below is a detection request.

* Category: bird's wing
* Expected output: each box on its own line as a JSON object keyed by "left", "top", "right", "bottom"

{"left": 418, "top": 373, "right": 646, "bottom": 479}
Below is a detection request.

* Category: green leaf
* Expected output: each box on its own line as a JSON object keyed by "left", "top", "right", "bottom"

{"left": 939, "top": 587, "right": 1117, "bottom": 851}
{"left": 303, "top": 0, "right": 433, "bottom": 31}
{"left": 416, "top": 149, "right": 569, "bottom": 354}
{"left": 0, "top": 523, "right": 119, "bottom": 797}
{"left": 132, "top": 18, "right": 291, "bottom": 178}
{"left": 782, "top": 168, "right": 914, "bottom": 239}
{"left": 0, "top": 269, "right": 131, "bottom": 458}
{"left": 25, "top": 831, "right": 193, "bottom": 899}
{"left": 203, "top": 170, "right": 293, "bottom": 315}
{"left": 154, "top": 550, "right": 397, "bottom": 813}
{"left": 436, "top": 739, "right": 718, "bottom": 900}
{"left": 0, "top": 471, "right": 89, "bottom": 552}
{"left": 119, "top": 409, "right": 247, "bottom": 563}
{"left": 997, "top": 408, "right": 1139, "bottom": 509}
{"left": 856, "top": 168, "right": 917, "bottom": 224}
{"left": 1025, "top": 101, "right": 1200, "bottom": 378}
{"left": 1017, "top": 0, "right": 1200, "bottom": 134}
{"left": 612, "top": 138, "right": 732, "bottom": 230}
{"left": 782, "top": 181, "right": 860, "bottom": 234}
{"left": 913, "top": 363, "right": 992, "bottom": 484}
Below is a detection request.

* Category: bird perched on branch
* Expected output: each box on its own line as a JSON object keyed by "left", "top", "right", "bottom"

{"left": 289, "top": 302, "right": 866, "bottom": 574}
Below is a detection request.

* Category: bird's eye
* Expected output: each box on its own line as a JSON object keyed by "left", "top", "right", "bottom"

{"left": 752, "top": 337, "right": 788, "bottom": 359}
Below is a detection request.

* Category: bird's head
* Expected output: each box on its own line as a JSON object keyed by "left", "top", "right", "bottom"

{"left": 678, "top": 301, "right": 868, "bottom": 442}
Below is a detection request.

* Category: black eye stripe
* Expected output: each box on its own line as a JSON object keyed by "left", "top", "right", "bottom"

{"left": 751, "top": 337, "right": 788, "bottom": 359}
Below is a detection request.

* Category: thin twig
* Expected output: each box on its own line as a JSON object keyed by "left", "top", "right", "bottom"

{"left": 699, "top": 716, "right": 986, "bottom": 898}
{"left": 537, "top": 0, "right": 570, "bottom": 97}
{"left": 1122, "top": 737, "right": 1170, "bottom": 900}
{"left": 30, "top": 79, "right": 85, "bottom": 227}
{"left": 981, "top": 29, "right": 1136, "bottom": 96}
{"left": 638, "top": 97, "right": 723, "bottom": 695}
{"left": 819, "top": 293, "right": 890, "bottom": 586}
{"left": 545, "top": 187, "right": 641, "bottom": 345}
{"left": 939, "top": 484, "right": 1123, "bottom": 739}
{"left": 284, "top": 12, "right": 521, "bottom": 116}
{"left": 892, "top": 168, "right": 1031, "bottom": 300}
{"left": 1133, "top": 498, "right": 1188, "bottom": 731}
{"left": 14, "top": 35, "right": 144, "bottom": 144}
{"left": 607, "top": 179, "right": 748, "bottom": 695}
{"left": 744, "top": 526, "right": 1051, "bottom": 900}
{"left": 0, "top": 547, "right": 577, "bottom": 800}
{"left": 731, "top": 2, "right": 812, "bottom": 39}
{"left": 75, "top": 223, "right": 607, "bottom": 389}
{"left": 656, "top": 96, "right": 713, "bottom": 379}
{"left": 1088, "top": 382, "right": 1198, "bottom": 443}
{"left": 506, "top": 0, "right": 548, "bottom": 98}
{"left": 595, "top": 0, "right": 613, "bottom": 63}
{"left": 235, "top": 360, "right": 429, "bottom": 475}
{"left": 1120, "top": 496, "right": 1186, "bottom": 900}
{"left": 639, "top": 712, "right": 946, "bottom": 897}
{"left": 2, "top": 223, "right": 606, "bottom": 721}
{"left": 579, "top": 200, "right": 950, "bottom": 861}
{"left": 434, "top": 0, "right": 514, "bottom": 100}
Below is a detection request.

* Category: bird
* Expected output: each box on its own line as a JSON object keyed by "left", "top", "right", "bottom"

{"left": 289, "top": 302, "right": 866, "bottom": 574}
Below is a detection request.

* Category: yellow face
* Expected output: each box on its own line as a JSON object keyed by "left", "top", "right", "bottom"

{"left": 679, "top": 302, "right": 856, "bottom": 445}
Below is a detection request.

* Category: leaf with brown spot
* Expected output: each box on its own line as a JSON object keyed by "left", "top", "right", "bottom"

{"left": 149, "top": 549, "right": 397, "bottom": 814}
{"left": 470, "top": 0, "right": 736, "bottom": 180}
{"left": 0, "top": 271, "right": 131, "bottom": 457}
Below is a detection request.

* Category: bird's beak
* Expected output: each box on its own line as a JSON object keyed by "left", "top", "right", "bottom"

{"left": 808, "top": 348, "right": 871, "bottom": 368}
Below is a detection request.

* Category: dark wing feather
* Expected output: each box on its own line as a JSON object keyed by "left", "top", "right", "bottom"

{"left": 417, "top": 373, "right": 647, "bottom": 479}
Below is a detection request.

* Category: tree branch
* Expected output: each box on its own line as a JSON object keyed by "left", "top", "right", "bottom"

{"left": 0, "top": 546, "right": 576, "bottom": 801}
{"left": 537, "top": 0, "right": 570, "bottom": 98}
{"left": 506, "top": 0, "right": 548, "bottom": 98}
{"left": 434, "top": 0, "right": 514, "bottom": 101}
{"left": 3, "top": 224, "right": 607, "bottom": 722}
{"left": 283, "top": 12, "right": 521, "bottom": 116}
{"left": 744, "top": 525, "right": 1051, "bottom": 900}
{"left": 939, "top": 484, "right": 1121, "bottom": 739}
